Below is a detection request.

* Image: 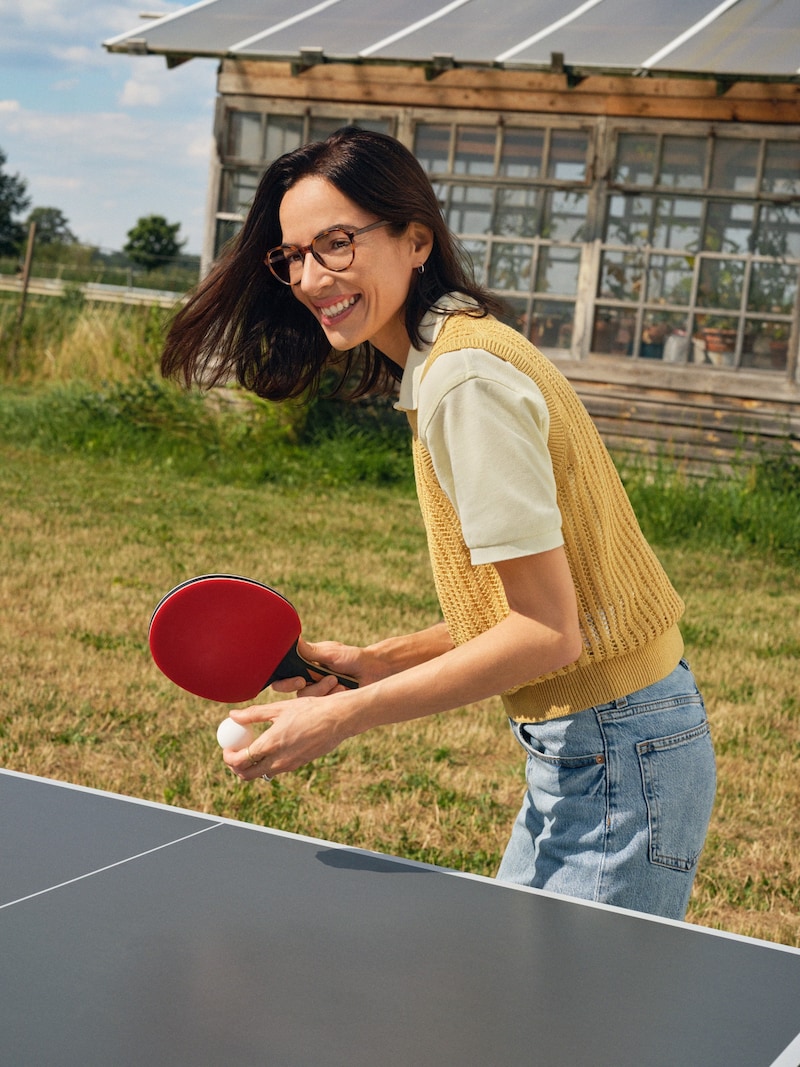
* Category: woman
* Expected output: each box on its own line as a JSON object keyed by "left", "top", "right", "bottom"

{"left": 162, "top": 127, "right": 715, "bottom": 920}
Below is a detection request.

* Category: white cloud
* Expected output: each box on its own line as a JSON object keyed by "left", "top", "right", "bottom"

{"left": 119, "top": 77, "right": 163, "bottom": 107}
{"left": 0, "top": 100, "right": 21, "bottom": 113}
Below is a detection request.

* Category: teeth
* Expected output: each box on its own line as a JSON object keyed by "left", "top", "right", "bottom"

{"left": 321, "top": 296, "right": 356, "bottom": 318}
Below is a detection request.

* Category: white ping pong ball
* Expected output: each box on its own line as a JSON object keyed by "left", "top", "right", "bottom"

{"left": 216, "top": 717, "right": 255, "bottom": 750}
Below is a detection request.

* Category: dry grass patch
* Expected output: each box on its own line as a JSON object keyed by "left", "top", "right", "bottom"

{"left": 1, "top": 447, "right": 798, "bottom": 947}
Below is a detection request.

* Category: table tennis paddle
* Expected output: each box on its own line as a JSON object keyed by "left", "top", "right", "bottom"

{"left": 149, "top": 574, "right": 358, "bottom": 703}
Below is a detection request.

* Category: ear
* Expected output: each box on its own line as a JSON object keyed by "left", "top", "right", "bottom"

{"left": 407, "top": 221, "right": 434, "bottom": 267}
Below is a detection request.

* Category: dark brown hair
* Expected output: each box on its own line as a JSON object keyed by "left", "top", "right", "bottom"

{"left": 161, "top": 127, "right": 503, "bottom": 401}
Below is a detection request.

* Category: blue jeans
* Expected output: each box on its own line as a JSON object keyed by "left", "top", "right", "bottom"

{"left": 496, "top": 660, "right": 716, "bottom": 920}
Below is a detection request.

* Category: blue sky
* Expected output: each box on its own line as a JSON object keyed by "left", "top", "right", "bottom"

{"left": 0, "top": 1, "right": 219, "bottom": 254}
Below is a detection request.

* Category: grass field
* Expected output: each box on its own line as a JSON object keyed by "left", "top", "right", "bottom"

{"left": 0, "top": 372, "right": 798, "bottom": 947}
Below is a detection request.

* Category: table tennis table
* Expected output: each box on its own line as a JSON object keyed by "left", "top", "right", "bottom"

{"left": 2, "top": 768, "right": 799, "bottom": 1067}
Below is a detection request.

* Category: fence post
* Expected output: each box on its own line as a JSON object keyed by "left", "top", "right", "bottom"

{"left": 8, "top": 221, "right": 37, "bottom": 373}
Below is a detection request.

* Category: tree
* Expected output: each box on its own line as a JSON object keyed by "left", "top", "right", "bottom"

{"left": 27, "top": 206, "right": 78, "bottom": 246}
{"left": 124, "top": 214, "right": 185, "bottom": 272}
{"left": 0, "top": 147, "right": 31, "bottom": 257}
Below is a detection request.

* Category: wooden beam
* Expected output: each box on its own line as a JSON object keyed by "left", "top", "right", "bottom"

{"left": 218, "top": 60, "right": 800, "bottom": 125}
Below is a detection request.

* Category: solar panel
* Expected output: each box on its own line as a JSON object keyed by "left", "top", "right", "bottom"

{"left": 103, "top": 0, "right": 800, "bottom": 77}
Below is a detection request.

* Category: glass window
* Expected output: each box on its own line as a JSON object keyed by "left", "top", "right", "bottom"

{"left": 606, "top": 194, "right": 653, "bottom": 245}
{"left": 652, "top": 197, "right": 702, "bottom": 251}
{"left": 646, "top": 254, "right": 694, "bottom": 306}
{"left": 460, "top": 238, "right": 488, "bottom": 286}
{"left": 762, "top": 140, "right": 800, "bottom": 195}
{"left": 599, "top": 250, "right": 645, "bottom": 301}
{"left": 542, "top": 191, "right": 589, "bottom": 242}
{"left": 454, "top": 125, "right": 497, "bottom": 175}
{"left": 499, "top": 128, "right": 544, "bottom": 178}
{"left": 445, "top": 185, "right": 493, "bottom": 233}
{"left": 547, "top": 130, "right": 588, "bottom": 181}
{"left": 536, "top": 246, "right": 581, "bottom": 295}
{"left": 413, "top": 124, "right": 450, "bottom": 173}
{"left": 488, "top": 242, "right": 534, "bottom": 290}
{"left": 757, "top": 204, "right": 800, "bottom": 259}
{"left": 220, "top": 168, "right": 261, "bottom": 216}
{"left": 532, "top": 300, "right": 575, "bottom": 349}
{"left": 710, "top": 139, "right": 758, "bottom": 193}
{"left": 228, "top": 112, "right": 263, "bottom": 159}
{"left": 704, "top": 201, "right": 755, "bottom": 254}
{"left": 493, "top": 187, "right": 540, "bottom": 237}
{"left": 659, "top": 137, "right": 706, "bottom": 189}
{"left": 615, "top": 133, "right": 657, "bottom": 185}
{"left": 748, "top": 262, "right": 797, "bottom": 314}
{"left": 697, "top": 258, "right": 745, "bottom": 310}
{"left": 264, "top": 116, "right": 303, "bottom": 161}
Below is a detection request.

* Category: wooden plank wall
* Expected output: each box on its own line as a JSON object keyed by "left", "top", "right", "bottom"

{"left": 558, "top": 363, "right": 800, "bottom": 474}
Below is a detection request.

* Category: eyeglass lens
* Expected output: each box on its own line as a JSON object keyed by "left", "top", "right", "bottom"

{"left": 269, "top": 229, "right": 354, "bottom": 284}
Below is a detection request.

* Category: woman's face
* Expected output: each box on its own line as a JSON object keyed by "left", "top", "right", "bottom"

{"left": 277, "top": 176, "right": 431, "bottom": 366}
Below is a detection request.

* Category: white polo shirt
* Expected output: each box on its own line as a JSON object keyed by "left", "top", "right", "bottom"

{"left": 395, "top": 300, "right": 564, "bottom": 566}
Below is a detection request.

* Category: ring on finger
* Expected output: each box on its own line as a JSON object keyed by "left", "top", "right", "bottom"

{"left": 246, "top": 745, "right": 259, "bottom": 767}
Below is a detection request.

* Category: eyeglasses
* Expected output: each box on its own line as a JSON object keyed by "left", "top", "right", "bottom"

{"left": 264, "top": 220, "right": 390, "bottom": 286}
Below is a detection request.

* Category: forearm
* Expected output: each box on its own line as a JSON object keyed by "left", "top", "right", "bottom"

{"left": 364, "top": 621, "right": 454, "bottom": 676}
{"left": 335, "top": 608, "right": 581, "bottom": 740}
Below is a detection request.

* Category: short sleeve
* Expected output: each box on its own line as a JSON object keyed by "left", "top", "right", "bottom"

{"left": 416, "top": 348, "right": 564, "bottom": 565}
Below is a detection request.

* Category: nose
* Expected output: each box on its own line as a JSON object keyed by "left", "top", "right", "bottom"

{"left": 297, "top": 249, "right": 332, "bottom": 292}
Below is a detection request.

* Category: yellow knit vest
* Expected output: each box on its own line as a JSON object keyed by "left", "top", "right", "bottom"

{"left": 410, "top": 313, "right": 685, "bottom": 721}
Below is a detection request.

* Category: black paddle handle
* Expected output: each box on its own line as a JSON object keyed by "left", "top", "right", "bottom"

{"left": 266, "top": 642, "right": 359, "bottom": 690}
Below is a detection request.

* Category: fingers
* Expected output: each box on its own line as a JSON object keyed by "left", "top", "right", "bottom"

{"left": 271, "top": 673, "right": 343, "bottom": 697}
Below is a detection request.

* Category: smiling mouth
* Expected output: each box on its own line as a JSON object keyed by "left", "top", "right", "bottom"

{"left": 317, "top": 295, "right": 359, "bottom": 322}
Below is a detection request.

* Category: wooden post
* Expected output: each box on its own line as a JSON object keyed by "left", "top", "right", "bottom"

{"left": 8, "top": 220, "right": 37, "bottom": 373}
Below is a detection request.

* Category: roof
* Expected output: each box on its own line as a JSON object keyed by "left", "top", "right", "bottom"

{"left": 104, "top": 0, "right": 800, "bottom": 80}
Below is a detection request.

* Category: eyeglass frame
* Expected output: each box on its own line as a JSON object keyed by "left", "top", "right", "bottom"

{"left": 264, "top": 219, "right": 392, "bottom": 286}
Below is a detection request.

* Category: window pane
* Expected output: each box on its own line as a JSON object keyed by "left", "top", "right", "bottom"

{"left": 500, "top": 295, "right": 532, "bottom": 336}
{"left": 704, "top": 201, "right": 755, "bottom": 254}
{"left": 697, "top": 258, "right": 745, "bottom": 310}
{"left": 748, "top": 262, "right": 798, "bottom": 314}
{"left": 445, "top": 185, "right": 493, "bottom": 233}
{"left": 308, "top": 117, "right": 344, "bottom": 141}
{"left": 264, "top": 116, "right": 303, "bottom": 162}
{"left": 644, "top": 314, "right": 691, "bottom": 361}
{"left": 592, "top": 308, "right": 637, "bottom": 355}
{"left": 756, "top": 204, "right": 800, "bottom": 259}
{"left": 228, "top": 112, "right": 262, "bottom": 159}
{"left": 454, "top": 126, "right": 496, "bottom": 175}
{"left": 220, "top": 168, "right": 261, "bottom": 216}
{"left": 532, "top": 301, "right": 575, "bottom": 348}
{"left": 536, "top": 246, "right": 581, "bottom": 295}
{"left": 605, "top": 194, "right": 653, "bottom": 245}
{"left": 461, "top": 238, "right": 488, "bottom": 285}
{"left": 615, "top": 133, "right": 656, "bottom": 185}
{"left": 599, "top": 250, "right": 645, "bottom": 301}
{"left": 414, "top": 124, "right": 451, "bottom": 173}
{"left": 742, "top": 321, "right": 790, "bottom": 371}
{"left": 710, "top": 139, "right": 758, "bottom": 193}
{"left": 215, "top": 217, "right": 242, "bottom": 252}
{"left": 653, "top": 197, "right": 702, "bottom": 251}
{"left": 493, "top": 187, "right": 540, "bottom": 237}
{"left": 488, "top": 242, "right": 534, "bottom": 290}
{"left": 499, "top": 128, "right": 544, "bottom": 178}
{"left": 659, "top": 137, "right": 706, "bottom": 189}
{"left": 547, "top": 130, "right": 588, "bottom": 181}
{"left": 353, "top": 118, "right": 393, "bottom": 134}
{"left": 762, "top": 140, "right": 800, "bottom": 195}
{"left": 646, "top": 254, "right": 694, "bottom": 305}
{"left": 542, "top": 190, "right": 589, "bottom": 241}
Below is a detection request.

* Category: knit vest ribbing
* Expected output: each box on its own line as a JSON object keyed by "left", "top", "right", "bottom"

{"left": 409, "top": 313, "right": 685, "bottom": 721}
